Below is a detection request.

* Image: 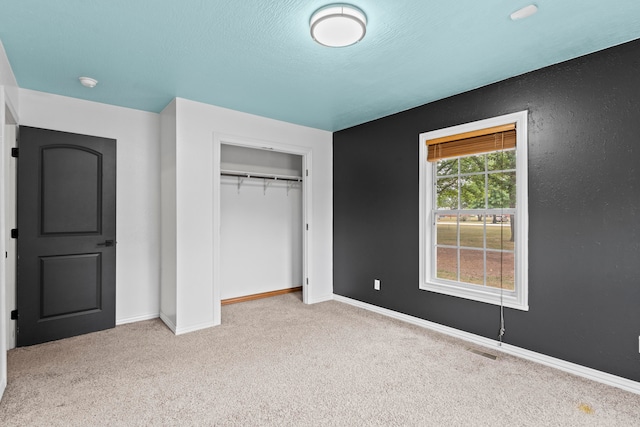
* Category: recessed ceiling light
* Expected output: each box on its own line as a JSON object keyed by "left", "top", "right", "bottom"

{"left": 510, "top": 4, "right": 538, "bottom": 21}
{"left": 79, "top": 76, "right": 98, "bottom": 88}
{"left": 310, "top": 4, "right": 367, "bottom": 48}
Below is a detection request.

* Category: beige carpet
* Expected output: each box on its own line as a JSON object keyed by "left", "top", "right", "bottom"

{"left": 1, "top": 293, "right": 639, "bottom": 426}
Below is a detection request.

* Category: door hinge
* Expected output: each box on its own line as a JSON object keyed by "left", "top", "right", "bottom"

{"left": 10, "top": 310, "right": 18, "bottom": 320}
{"left": 11, "top": 229, "right": 18, "bottom": 239}
{"left": 11, "top": 147, "right": 18, "bottom": 158}
{"left": 306, "top": 278, "right": 309, "bottom": 285}
{"left": 306, "top": 169, "right": 308, "bottom": 177}
{"left": 306, "top": 224, "right": 308, "bottom": 231}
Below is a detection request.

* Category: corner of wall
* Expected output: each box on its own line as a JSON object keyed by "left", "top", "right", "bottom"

{"left": 159, "top": 98, "right": 177, "bottom": 328}
{"left": 0, "top": 40, "right": 20, "bottom": 123}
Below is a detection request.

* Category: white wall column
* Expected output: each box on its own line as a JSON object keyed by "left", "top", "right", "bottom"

{"left": 159, "top": 97, "right": 333, "bottom": 334}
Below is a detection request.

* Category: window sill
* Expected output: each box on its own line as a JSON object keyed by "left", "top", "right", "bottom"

{"left": 420, "top": 281, "right": 529, "bottom": 311}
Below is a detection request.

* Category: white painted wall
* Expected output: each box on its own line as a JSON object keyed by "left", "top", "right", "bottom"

{"left": 220, "top": 176, "right": 302, "bottom": 299}
{"left": 0, "top": 41, "right": 18, "bottom": 115}
{"left": 160, "top": 97, "right": 332, "bottom": 334}
{"left": 0, "top": 89, "right": 7, "bottom": 401}
{"left": 0, "top": 39, "right": 19, "bottom": 401}
{"left": 18, "top": 89, "right": 161, "bottom": 325}
{"left": 159, "top": 100, "right": 177, "bottom": 329}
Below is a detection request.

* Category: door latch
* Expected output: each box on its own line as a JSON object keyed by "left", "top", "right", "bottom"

{"left": 97, "top": 240, "right": 115, "bottom": 247}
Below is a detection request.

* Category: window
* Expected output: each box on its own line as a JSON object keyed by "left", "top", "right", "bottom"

{"left": 419, "top": 111, "right": 528, "bottom": 310}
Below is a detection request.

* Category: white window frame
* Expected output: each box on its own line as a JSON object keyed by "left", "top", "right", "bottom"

{"left": 419, "top": 111, "right": 529, "bottom": 311}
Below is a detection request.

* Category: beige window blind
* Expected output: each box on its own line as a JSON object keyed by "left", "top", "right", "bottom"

{"left": 426, "top": 123, "right": 516, "bottom": 162}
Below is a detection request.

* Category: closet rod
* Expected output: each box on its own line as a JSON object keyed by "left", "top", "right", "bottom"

{"left": 221, "top": 170, "right": 302, "bottom": 183}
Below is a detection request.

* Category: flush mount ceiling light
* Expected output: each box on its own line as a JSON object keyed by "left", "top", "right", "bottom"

{"left": 79, "top": 76, "right": 98, "bottom": 88}
{"left": 310, "top": 4, "right": 367, "bottom": 47}
{"left": 510, "top": 4, "right": 538, "bottom": 20}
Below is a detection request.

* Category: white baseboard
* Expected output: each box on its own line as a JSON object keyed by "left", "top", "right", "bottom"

{"left": 116, "top": 313, "right": 159, "bottom": 326}
{"left": 333, "top": 294, "right": 640, "bottom": 395}
{"left": 0, "top": 377, "right": 6, "bottom": 402}
{"left": 175, "top": 320, "right": 216, "bottom": 335}
{"left": 160, "top": 313, "right": 216, "bottom": 335}
{"left": 159, "top": 312, "right": 177, "bottom": 334}
{"left": 308, "top": 293, "right": 334, "bottom": 304}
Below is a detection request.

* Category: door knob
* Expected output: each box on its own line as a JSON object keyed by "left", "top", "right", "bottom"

{"left": 97, "top": 240, "right": 115, "bottom": 247}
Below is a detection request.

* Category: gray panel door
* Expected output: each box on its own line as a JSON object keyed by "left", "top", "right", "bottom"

{"left": 16, "top": 127, "right": 116, "bottom": 346}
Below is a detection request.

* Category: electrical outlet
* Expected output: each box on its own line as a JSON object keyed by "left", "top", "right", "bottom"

{"left": 374, "top": 279, "right": 380, "bottom": 291}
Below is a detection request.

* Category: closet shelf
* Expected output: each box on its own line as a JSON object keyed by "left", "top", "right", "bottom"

{"left": 221, "top": 169, "right": 303, "bottom": 182}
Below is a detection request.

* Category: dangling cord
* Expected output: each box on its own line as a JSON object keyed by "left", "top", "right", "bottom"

{"left": 499, "top": 299, "right": 505, "bottom": 345}
{"left": 497, "top": 132, "right": 506, "bottom": 346}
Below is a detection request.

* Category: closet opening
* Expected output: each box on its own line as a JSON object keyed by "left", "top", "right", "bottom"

{"left": 212, "top": 134, "right": 312, "bottom": 325}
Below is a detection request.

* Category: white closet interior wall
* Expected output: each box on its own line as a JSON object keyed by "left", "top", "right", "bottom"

{"left": 220, "top": 145, "right": 303, "bottom": 300}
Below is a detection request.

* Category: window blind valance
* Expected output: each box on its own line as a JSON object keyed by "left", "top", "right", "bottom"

{"left": 426, "top": 123, "right": 516, "bottom": 162}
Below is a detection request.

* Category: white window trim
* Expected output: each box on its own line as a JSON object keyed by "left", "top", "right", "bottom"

{"left": 419, "top": 111, "right": 529, "bottom": 311}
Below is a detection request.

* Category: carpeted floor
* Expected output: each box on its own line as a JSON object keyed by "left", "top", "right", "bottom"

{"left": 1, "top": 293, "right": 639, "bottom": 426}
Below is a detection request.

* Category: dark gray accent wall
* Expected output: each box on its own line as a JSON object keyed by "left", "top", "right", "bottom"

{"left": 333, "top": 39, "right": 640, "bottom": 382}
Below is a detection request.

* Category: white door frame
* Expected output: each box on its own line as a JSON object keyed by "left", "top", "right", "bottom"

{"left": 0, "top": 87, "right": 18, "bottom": 400}
{"left": 3, "top": 117, "right": 16, "bottom": 350}
{"left": 212, "top": 133, "right": 312, "bottom": 325}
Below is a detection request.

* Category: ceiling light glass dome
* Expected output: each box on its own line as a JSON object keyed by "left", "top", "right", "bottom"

{"left": 310, "top": 4, "right": 367, "bottom": 47}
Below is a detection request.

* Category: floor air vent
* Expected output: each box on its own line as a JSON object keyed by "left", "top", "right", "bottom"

{"left": 468, "top": 348, "right": 498, "bottom": 360}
